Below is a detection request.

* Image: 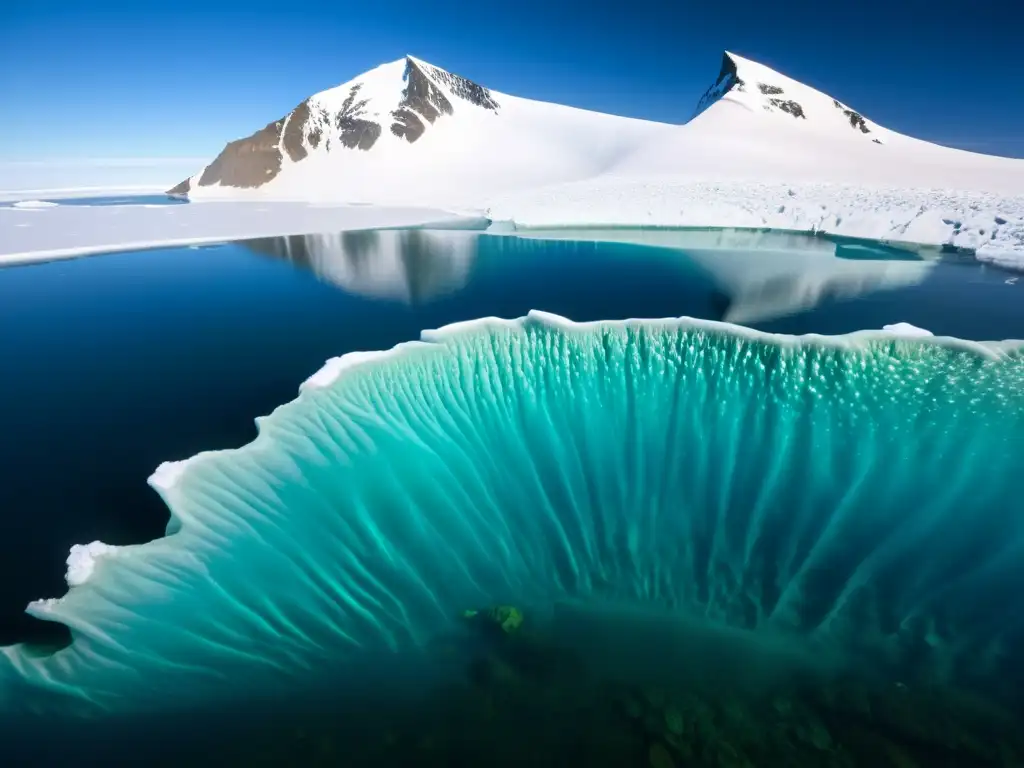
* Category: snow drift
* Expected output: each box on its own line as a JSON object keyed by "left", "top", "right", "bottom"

{"left": 2, "top": 312, "right": 1023, "bottom": 717}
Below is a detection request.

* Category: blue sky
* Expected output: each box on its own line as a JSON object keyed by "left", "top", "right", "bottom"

{"left": 1, "top": 0, "right": 1021, "bottom": 160}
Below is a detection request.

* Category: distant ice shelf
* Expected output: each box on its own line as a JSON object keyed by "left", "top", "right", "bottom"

{"left": 486, "top": 179, "right": 1024, "bottom": 271}
{"left": 0, "top": 201, "right": 488, "bottom": 265}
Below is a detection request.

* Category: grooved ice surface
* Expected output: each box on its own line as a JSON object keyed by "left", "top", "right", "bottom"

{"left": 1, "top": 312, "right": 1022, "bottom": 716}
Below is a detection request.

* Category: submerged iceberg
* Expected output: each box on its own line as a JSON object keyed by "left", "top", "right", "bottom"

{"left": 2, "top": 311, "right": 1023, "bottom": 717}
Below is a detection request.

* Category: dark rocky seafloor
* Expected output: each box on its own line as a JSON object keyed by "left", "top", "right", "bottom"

{"left": 152, "top": 607, "right": 1024, "bottom": 767}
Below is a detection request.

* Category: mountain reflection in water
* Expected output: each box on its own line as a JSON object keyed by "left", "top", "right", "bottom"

{"left": 242, "top": 230, "right": 478, "bottom": 305}
{"left": 239, "top": 227, "right": 945, "bottom": 328}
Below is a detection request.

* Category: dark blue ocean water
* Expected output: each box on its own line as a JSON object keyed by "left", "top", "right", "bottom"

{"left": 0, "top": 229, "right": 1020, "bottom": 648}
{"left": 0, "top": 229, "right": 1021, "bottom": 765}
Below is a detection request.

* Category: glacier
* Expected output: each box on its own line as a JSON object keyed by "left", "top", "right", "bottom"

{"left": 2, "top": 311, "right": 1023, "bottom": 719}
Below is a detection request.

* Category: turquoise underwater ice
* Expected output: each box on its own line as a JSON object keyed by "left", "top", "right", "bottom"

{"left": 1, "top": 311, "right": 1022, "bottom": 716}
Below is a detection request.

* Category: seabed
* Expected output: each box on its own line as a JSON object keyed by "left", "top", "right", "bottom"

{"left": 161, "top": 606, "right": 1024, "bottom": 768}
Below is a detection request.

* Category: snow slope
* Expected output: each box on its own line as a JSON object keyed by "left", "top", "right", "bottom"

{"left": 171, "top": 51, "right": 1024, "bottom": 267}
{"left": 615, "top": 52, "right": 1022, "bottom": 193}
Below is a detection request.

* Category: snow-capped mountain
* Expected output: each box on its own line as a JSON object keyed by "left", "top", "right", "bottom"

{"left": 172, "top": 51, "right": 1023, "bottom": 207}
{"left": 613, "top": 52, "right": 1022, "bottom": 192}
{"left": 171, "top": 55, "right": 666, "bottom": 205}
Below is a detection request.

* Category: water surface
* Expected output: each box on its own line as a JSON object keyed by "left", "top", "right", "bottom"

{"left": 1, "top": 194, "right": 187, "bottom": 208}
{"left": 1, "top": 229, "right": 1020, "bottom": 647}
{"left": 0, "top": 227, "right": 1021, "bottom": 764}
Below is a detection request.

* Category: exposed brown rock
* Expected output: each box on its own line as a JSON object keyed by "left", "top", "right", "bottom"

{"left": 339, "top": 121, "right": 381, "bottom": 150}
{"left": 389, "top": 58, "right": 499, "bottom": 143}
{"left": 417, "top": 59, "right": 499, "bottom": 110}
{"left": 307, "top": 123, "right": 323, "bottom": 150}
{"left": 769, "top": 98, "right": 806, "bottom": 119}
{"left": 391, "top": 109, "right": 427, "bottom": 142}
{"left": 282, "top": 100, "right": 312, "bottom": 162}
{"left": 390, "top": 59, "right": 455, "bottom": 143}
{"left": 166, "top": 177, "right": 191, "bottom": 197}
{"left": 403, "top": 61, "right": 454, "bottom": 123}
{"left": 182, "top": 98, "right": 317, "bottom": 190}
{"left": 335, "top": 84, "right": 382, "bottom": 150}
{"left": 197, "top": 116, "right": 286, "bottom": 189}
{"left": 832, "top": 98, "right": 872, "bottom": 133}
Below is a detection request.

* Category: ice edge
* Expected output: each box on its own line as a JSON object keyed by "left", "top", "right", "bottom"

{"left": 20, "top": 311, "right": 1021, "bottom": 621}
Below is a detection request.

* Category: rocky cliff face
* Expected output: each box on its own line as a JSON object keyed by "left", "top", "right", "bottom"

{"left": 693, "top": 53, "right": 745, "bottom": 119}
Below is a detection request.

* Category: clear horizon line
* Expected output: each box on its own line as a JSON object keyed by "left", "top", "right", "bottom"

{"left": 0, "top": 157, "right": 209, "bottom": 167}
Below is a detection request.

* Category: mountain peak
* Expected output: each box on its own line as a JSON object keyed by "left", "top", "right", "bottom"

{"left": 168, "top": 56, "right": 501, "bottom": 197}
{"left": 400, "top": 55, "right": 500, "bottom": 112}
{"left": 692, "top": 51, "right": 884, "bottom": 142}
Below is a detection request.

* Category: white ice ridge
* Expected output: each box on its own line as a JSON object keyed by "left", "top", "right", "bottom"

{"left": 301, "top": 350, "right": 406, "bottom": 391}
{"left": 0, "top": 201, "right": 487, "bottom": 265}
{"left": 882, "top": 322, "right": 933, "bottom": 337}
{"left": 301, "top": 311, "right": 1004, "bottom": 393}
{"left": 29, "top": 542, "right": 121, "bottom": 615}
{"left": 149, "top": 460, "right": 192, "bottom": 492}
{"left": 9, "top": 200, "right": 59, "bottom": 209}
{"left": 65, "top": 542, "right": 119, "bottom": 587}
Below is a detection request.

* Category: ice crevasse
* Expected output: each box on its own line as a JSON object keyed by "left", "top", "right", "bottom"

{"left": 1, "top": 310, "right": 1023, "bottom": 716}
